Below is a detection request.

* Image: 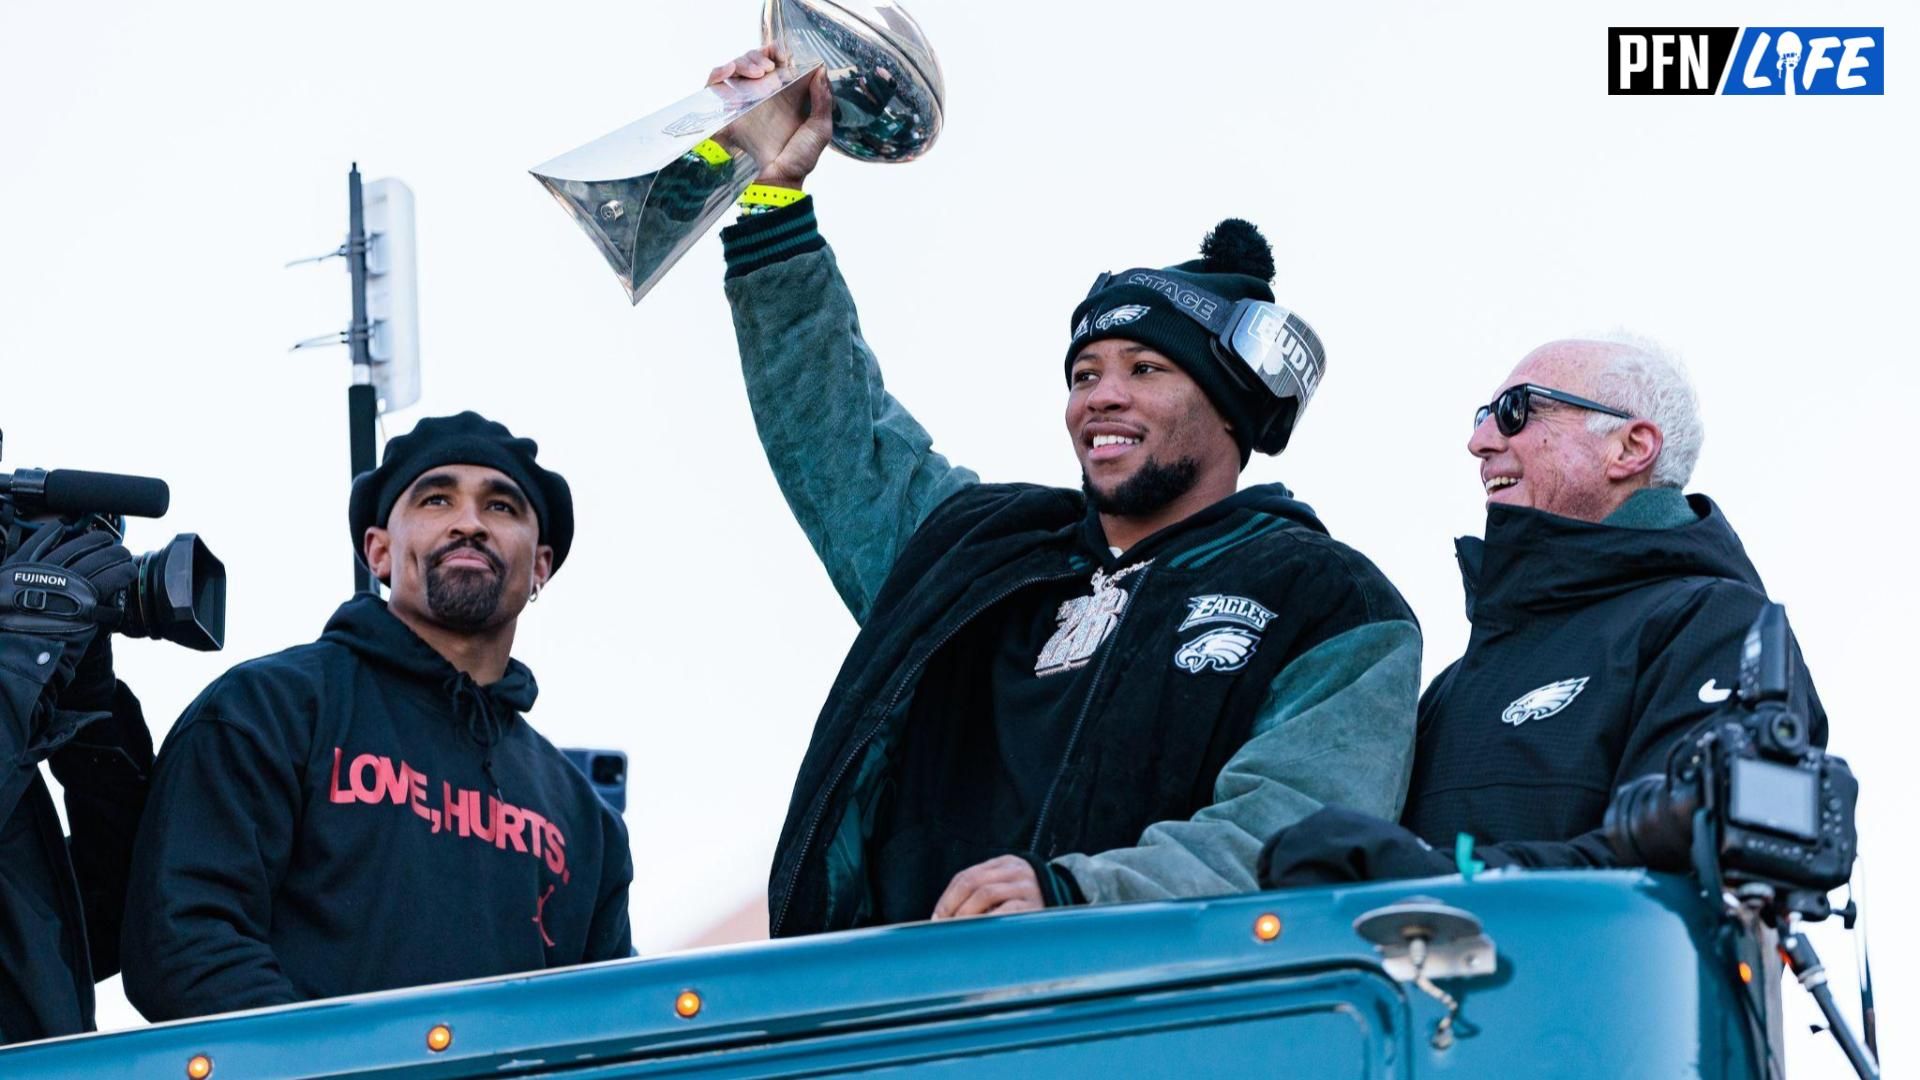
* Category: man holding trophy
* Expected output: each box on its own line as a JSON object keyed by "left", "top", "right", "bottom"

{"left": 698, "top": 45, "right": 1423, "bottom": 935}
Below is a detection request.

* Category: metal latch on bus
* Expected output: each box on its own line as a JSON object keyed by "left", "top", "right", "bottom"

{"left": 1353, "top": 897, "right": 1497, "bottom": 1050}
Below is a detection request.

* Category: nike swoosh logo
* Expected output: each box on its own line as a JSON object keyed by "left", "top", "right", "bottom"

{"left": 1698, "top": 679, "right": 1732, "bottom": 704}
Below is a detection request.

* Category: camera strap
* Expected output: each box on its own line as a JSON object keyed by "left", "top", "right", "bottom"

{"left": 0, "top": 567, "right": 105, "bottom": 637}
{"left": 1690, "top": 807, "right": 1724, "bottom": 900}
{"left": 0, "top": 524, "right": 110, "bottom": 638}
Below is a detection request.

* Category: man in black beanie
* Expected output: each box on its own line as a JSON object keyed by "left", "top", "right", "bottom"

{"left": 708, "top": 48, "right": 1420, "bottom": 933}
{"left": 121, "top": 411, "right": 631, "bottom": 1021}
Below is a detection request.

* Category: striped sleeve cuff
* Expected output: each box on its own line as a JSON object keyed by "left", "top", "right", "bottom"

{"left": 719, "top": 196, "right": 824, "bottom": 279}
{"left": 1020, "top": 852, "right": 1085, "bottom": 907}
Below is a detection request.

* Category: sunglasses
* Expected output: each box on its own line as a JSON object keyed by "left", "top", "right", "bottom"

{"left": 1474, "top": 383, "right": 1632, "bottom": 436}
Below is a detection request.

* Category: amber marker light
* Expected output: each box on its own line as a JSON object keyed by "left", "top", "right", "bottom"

{"left": 186, "top": 1054, "right": 214, "bottom": 1079}
{"left": 1254, "top": 913, "right": 1283, "bottom": 942}
{"left": 426, "top": 1023, "right": 455, "bottom": 1052}
{"left": 1738, "top": 962, "right": 1754, "bottom": 985}
{"left": 675, "top": 990, "right": 703, "bottom": 1019}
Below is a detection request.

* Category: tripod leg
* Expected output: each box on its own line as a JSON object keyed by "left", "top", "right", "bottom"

{"left": 1781, "top": 930, "right": 1878, "bottom": 1080}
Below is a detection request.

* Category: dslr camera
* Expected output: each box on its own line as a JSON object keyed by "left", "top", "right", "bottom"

{"left": 1605, "top": 603, "right": 1856, "bottom": 907}
{"left": 1, "top": 435, "right": 225, "bottom": 652}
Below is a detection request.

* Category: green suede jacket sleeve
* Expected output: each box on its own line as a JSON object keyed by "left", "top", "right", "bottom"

{"left": 722, "top": 199, "right": 1420, "bottom": 902}
{"left": 721, "top": 199, "right": 978, "bottom": 625}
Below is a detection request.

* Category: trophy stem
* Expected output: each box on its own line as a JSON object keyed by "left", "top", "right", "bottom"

{"left": 530, "top": 0, "right": 943, "bottom": 304}
{"left": 530, "top": 66, "right": 817, "bottom": 304}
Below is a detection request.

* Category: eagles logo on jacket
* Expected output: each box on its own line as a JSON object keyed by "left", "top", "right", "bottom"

{"left": 1403, "top": 493, "right": 1827, "bottom": 865}
{"left": 768, "top": 481, "right": 1417, "bottom": 936}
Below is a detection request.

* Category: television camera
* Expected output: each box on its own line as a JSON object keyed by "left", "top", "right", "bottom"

{"left": 0, "top": 431, "right": 224, "bottom": 651}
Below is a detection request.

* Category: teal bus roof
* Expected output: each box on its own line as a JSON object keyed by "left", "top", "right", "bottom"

{"left": 0, "top": 870, "right": 1765, "bottom": 1078}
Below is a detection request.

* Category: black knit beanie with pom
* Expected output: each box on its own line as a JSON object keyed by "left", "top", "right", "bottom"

{"left": 1065, "top": 219, "right": 1282, "bottom": 466}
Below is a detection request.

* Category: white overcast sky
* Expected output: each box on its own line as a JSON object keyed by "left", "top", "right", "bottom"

{"left": 2, "top": 1, "right": 1913, "bottom": 1074}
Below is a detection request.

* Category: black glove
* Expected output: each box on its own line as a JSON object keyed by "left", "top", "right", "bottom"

{"left": 0, "top": 521, "right": 135, "bottom": 694}
{"left": 1257, "top": 806, "right": 1459, "bottom": 889}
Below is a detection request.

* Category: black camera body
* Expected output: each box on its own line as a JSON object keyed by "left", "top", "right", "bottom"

{"left": 1606, "top": 604, "right": 1857, "bottom": 899}
{"left": 0, "top": 443, "right": 226, "bottom": 652}
{"left": 1711, "top": 705, "right": 1857, "bottom": 889}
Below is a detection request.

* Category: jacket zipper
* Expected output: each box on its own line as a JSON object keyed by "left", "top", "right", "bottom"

{"left": 771, "top": 568, "right": 1082, "bottom": 937}
{"left": 1027, "top": 563, "right": 1152, "bottom": 854}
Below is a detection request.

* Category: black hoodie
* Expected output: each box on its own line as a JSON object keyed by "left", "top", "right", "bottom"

{"left": 121, "top": 596, "right": 631, "bottom": 1021}
{"left": 1402, "top": 494, "right": 1826, "bottom": 864}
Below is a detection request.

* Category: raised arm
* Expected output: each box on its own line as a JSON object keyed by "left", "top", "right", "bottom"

{"left": 722, "top": 204, "right": 977, "bottom": 622}
{"left": 713, "top": 47, "right": 975, "bottom": 622}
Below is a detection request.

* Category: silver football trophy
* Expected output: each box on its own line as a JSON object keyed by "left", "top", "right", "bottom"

{"left": 530, "top": 0, "right": 944, "bottom": 304}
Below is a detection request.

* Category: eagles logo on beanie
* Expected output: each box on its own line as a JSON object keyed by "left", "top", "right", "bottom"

{"left": 1064, "top": 220, "right": 1289, "bottom": 465}
{"left": 348, "top": 411, "right": 575, "bottom": 574}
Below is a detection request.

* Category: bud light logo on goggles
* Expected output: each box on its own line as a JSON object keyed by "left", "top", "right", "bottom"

{"left": 1082, "top": 269, "right": 1326, "bottom": 410}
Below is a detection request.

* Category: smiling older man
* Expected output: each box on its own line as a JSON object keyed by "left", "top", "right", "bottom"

{"left": 1261, "top": 338, "right": 1828, "bottom": 885}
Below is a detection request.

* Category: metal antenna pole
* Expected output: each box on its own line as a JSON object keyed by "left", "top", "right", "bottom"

{"left": 346, "top": 164, "right": 378, "bottom": 594}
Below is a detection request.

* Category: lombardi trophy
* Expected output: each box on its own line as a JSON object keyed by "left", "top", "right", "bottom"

{"left": 530, "top": 0, "right": 944, "bottom": 304}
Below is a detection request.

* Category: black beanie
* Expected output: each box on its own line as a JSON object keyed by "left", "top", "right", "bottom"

{"left": 348, "top": 411, "right": 575, "bottom": 573}
{"left": 1064, "top": 220, "right": 1282, "bottom": 466}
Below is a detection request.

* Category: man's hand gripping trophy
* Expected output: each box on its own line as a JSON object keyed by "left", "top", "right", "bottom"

{"left": 707, "top": 44, "right": 836, "bottom": 191}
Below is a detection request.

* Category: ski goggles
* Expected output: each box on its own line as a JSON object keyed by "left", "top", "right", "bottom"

{"left": 1474, "top": 383, "right": 1632, "bottom": 437}
{"left": 1081, "top": 269, "right": 1326, "bottom": 409}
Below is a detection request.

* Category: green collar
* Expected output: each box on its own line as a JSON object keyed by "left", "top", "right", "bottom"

{"left": 1602, "top": 487, "right": 1698, "bottom": 530}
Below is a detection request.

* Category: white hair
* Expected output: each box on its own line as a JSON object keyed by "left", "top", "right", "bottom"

{"left": 1580, "top": 335, "right": 1703, "bottom": 489}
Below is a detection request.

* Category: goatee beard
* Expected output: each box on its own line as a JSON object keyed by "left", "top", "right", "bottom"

{"left": 1083, "top": 456, "right": 1201, "bottom": 518}
{"left": 425, "top": 541, "right": 507, "bottom": 630}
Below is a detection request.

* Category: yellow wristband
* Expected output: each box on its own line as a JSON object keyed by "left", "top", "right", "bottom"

{"left": 688, "top": 139, "right": 732, "bottom": 166}
{"left": 740, "top": 183, "right": 805, "bottom": 210}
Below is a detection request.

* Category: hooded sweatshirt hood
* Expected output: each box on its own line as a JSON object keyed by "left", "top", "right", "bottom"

{"left": 1079, "top": 481, "right": 1327, "bottom": 568}
{"left": 1456, "top": 494, "right": 1761, "bottom": 619}
{"left": 318, "top": 594, "right": 537, "bottom": 789}
{"left": 1403, "top": 490, "right": 1820, "bottom": 859}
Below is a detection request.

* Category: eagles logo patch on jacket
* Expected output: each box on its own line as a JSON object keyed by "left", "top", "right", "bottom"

{"left": 1173, "top": 594, "right": 1275, "bottom": 674}
{"left": 1500, "top": 676, "right": 1589, "bottom": 725}
{"left": 1403, "top": 495, "right": 1829, "bottom": 860}
{"left": 1175, "top": 627, "right": 1260, "bottom": 672}
{"left": 765, "top": 481, "right": 1419, "bottom": 937}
